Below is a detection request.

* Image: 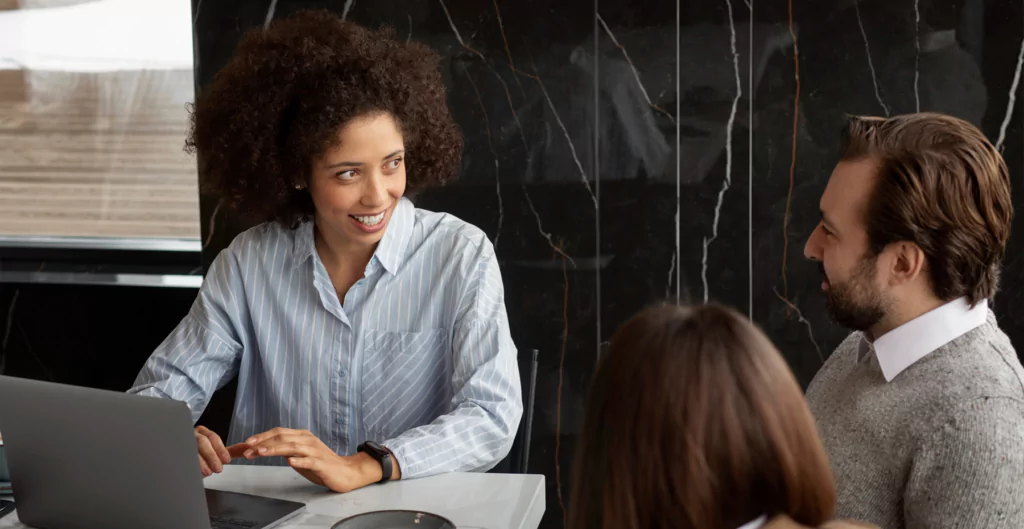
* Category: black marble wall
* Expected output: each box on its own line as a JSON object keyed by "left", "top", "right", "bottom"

{"left": 192, "top": 1, "right": 1024, "bottom": 527}
{"left": 0, "top": 284, "right": 196, "bottom": 392}
{"left": 0, "top": 282, "right": 241, "bottom": 439}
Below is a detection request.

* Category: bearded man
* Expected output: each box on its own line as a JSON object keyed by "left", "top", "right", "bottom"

{"left": 803, "top": 112, "right": 1024, "bottom": 529}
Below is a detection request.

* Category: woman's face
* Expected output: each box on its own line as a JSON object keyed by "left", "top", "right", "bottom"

{"left": 308, "top": 112, "right": 407, "bottom": 248}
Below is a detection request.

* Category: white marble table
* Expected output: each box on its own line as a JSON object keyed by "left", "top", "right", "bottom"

{"left": 0, "top": 465, "right": 546, "bottom": 529}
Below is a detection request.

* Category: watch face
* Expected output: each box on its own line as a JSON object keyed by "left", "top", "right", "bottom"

{"left": 364, "top": 441, "right": 385, "bottom": 455}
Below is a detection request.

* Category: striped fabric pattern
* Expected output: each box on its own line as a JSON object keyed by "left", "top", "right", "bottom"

{"left": 128, "top": 197, "right": 522, "bottom": 479}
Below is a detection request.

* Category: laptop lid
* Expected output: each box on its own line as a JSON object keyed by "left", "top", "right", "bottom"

{"left": 0, "top": 375, "right": 212, "bottom": 529}
{"left": 0, "top": 375, "right": 221, "bottom": 529}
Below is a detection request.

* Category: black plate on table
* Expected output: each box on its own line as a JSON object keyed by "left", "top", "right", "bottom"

{"left": 331, "top": 510, "right": 456, "bottom": 529}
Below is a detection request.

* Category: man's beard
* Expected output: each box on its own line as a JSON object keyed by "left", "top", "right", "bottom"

{"left": 820, "top": 256, "right": 888, "bottom": 332}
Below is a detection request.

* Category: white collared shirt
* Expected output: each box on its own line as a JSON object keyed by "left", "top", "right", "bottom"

{"left": 129, "top": 198, "right": 523, "bottom": 479}
{"left": 737, "top": 515, "right": 768, "bottom": 529}
{"left": 863, "top": 297, "right": 989, "bottom": 382}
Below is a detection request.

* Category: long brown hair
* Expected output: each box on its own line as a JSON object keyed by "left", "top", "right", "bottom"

{"left": 568, "top": 303, "right": 836, "bottom": 529}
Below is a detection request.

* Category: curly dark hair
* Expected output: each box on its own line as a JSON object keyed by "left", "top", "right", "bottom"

{"left": 186, "top": 9, "right": 463, "bottom": 227}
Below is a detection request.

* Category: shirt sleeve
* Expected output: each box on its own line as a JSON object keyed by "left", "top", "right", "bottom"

{"left": 127, "top": 246, "right": 247, "bottom": 424}
{"left": 904, "top": 397, "right": 1024, "bottom": 529}
{"left": 382, "top": 241, "right": 523, "bottom": 479}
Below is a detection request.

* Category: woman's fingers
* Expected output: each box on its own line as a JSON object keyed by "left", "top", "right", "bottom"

{"left": 245, "top": 426, "right": 301, "bottom": 447}
{"left": 245, "top": 435, "right": 315, "bottom": 459}
{"left": 196, "top": 425, "right": 231, "bottom": 464}
{"left": 287, "top": 456, "right": 319, "bottom": 471}
{"left": 198, "top": 454, "right": 213, "bottom": 477}
{"left": 226, "top": 443, "right": 250, "bottom": 459}
{"left": 195, "top": 432, "right": 224, "bottom": 473}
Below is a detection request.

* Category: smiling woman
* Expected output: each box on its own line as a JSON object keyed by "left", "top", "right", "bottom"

{"left": 187, "top": 10, "right": 461, "bottom": 228}
{"left": 311, "top": 115, "right": 406, "bottom": 244}
{"left": 127, "top": 9, "right": 522, "bottom": 494}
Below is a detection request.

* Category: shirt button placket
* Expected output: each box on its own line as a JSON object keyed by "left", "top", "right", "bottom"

{"left": 334, "top": 330, "right": 344, "bottom": 448}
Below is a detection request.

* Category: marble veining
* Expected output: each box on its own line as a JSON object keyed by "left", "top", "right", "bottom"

{"left": 203, "top": 199, "right": 222, "bottom": 250}
{"left": 914, "top": 0, "right": 921, "bottom": 112}
{"left": 437, "top": 0, "right": 574, "bottom": 266}
{"left": 492, "top": 0, "right": 528, "bottom": 99}
{"left": 854, "top": 0, "right": 891, "bottom": 116}
{"left": 702, "top": 0, "right": 743, "bottom": 304}
{"left": 780, "top": 0, "right": 801, "bottom": 316}
{"left": 597, "top": 14, "right": 674, "bottom": 124}
{"left": 263, "top": 0, "right": 278, "bottom": 29}
{"left": 996, "top": 35, "right": 1024, "bottom": 151}
{"left": 0, "top": 290, "right": 19, "bottom": 373}
{"left": 592, "top": 0, "right": 602, "bottom": 368}
{"left": 746, "top": 2, "right": 754, "bottom": 317}
{"left": 458, "top": 61, "right": 505, "bottom": 251}
{"left": 674, "top": 0, "right": 681, "bottom": 305}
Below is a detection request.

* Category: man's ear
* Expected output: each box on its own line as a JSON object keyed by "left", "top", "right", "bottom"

{"left": 887, "top": 241, "right": 926, "bottom": 287}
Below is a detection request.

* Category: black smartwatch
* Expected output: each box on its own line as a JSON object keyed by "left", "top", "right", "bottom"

{"left": 357, "top": 441, "right": 393, "bottom": 483}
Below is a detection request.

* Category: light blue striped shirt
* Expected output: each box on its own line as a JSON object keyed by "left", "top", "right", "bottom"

{"left": 129, "top": 197, "right": 522, "bottom": 479}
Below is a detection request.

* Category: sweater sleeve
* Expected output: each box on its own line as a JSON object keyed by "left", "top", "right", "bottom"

{"left": 904, "top": 397, "right": 1024, "bottom": 529}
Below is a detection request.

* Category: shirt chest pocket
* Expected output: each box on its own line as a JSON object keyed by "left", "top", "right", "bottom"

{"left": 361, "top": 328, "right": 452, "bottom": 437}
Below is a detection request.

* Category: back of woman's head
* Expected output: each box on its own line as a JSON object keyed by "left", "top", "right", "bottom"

{"left": 568, "top": 303, "right": 836, "bottom": 529}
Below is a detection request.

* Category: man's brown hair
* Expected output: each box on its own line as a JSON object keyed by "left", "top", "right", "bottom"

{"left": 839, "top": 113, "right": 1013, "bottom": 305}
{"left": 567, "top": 303, "right": 836, "bottom": 529}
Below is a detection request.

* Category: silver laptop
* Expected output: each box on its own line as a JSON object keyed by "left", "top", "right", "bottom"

{"left": 0, "top": 375, "right": 305, "bottom": 529}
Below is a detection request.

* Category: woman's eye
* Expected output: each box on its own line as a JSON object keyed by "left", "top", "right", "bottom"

{"left": 386, "top": 158, "right": 403, "bottom": 170}
{"left": 337, "top": 170, "right": 357, "bottom": 180}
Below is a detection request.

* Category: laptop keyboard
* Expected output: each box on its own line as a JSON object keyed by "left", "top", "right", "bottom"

{"left": 209, "top": 516, "right": 259, "bottom": 529}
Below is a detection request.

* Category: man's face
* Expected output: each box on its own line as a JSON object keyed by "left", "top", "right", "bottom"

{"left": 803, "top": 158, "right": 893, "bottom": 332}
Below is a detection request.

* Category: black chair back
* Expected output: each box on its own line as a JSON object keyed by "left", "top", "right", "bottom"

{"left": 490, "top": 347, "right": 538, "bottom": 474}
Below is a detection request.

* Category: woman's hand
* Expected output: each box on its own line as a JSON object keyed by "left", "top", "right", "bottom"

{"left": 242, "top": 427, "right": 384, "bottom": 493}
{"left": 194, "top": 425, "right": 248, "bottom": 477}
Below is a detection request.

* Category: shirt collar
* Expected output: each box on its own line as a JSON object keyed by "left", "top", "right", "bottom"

{"left": 291, "top": 217, "right": 314, "bottom": 266}
{"left": 869, "top": 297, "right": 988, "bottom": 382}
{"left": 291, "top": 197, "right": 414, "bottom": 276}
{"left": 373, "top": 197, "right": 413, "bottom": 275}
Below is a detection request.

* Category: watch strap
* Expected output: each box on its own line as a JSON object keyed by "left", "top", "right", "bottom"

{"left": 357, "top": 441, "right": 393, "bottom": 483}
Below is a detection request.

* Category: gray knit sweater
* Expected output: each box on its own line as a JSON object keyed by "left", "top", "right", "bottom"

{"left": 806, "top": 311, "right": 1024, "bottom": 529}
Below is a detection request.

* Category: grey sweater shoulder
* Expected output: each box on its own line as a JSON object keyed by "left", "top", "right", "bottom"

{"left": 806, "top": 311, "right": 1024, "bottom": 529}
